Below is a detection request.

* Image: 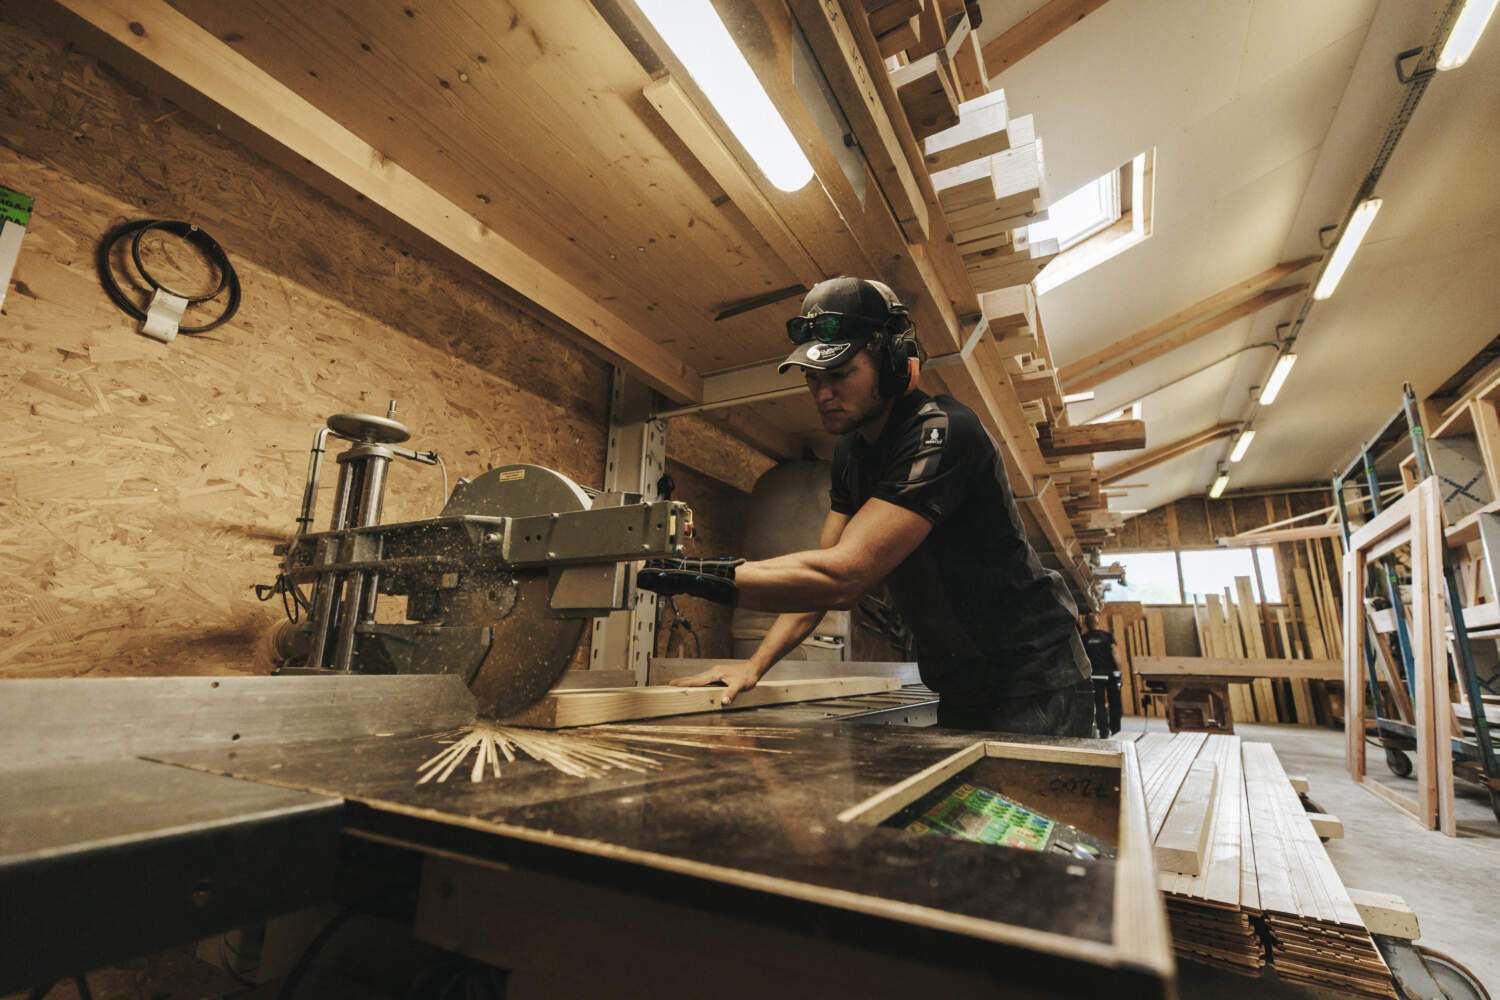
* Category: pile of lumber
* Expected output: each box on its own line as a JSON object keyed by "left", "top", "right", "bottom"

{"left": 1192, "top": 575, "right": 1338, "bottom": 725}
{"left": 867, "top": 0, "right": 989, "bottom": 121}
{"left": 1101, "top": 600, "right": 1166, "bottom": 716}
{"left": 1130, "top": 731, "right": 1395, "bottom": 996}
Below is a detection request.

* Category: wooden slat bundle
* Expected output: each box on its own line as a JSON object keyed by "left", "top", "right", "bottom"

{"left": 1138, "top": 733, "right": 1395, "bottom": 994}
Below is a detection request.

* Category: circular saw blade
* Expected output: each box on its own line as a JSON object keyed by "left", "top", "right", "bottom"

{"left": 441, "top": 465, "right": 593, "bottom": 719}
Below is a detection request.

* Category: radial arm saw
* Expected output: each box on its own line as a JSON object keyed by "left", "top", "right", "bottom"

{"left": 266, "top": 406, "right": 692, "bottom": 717}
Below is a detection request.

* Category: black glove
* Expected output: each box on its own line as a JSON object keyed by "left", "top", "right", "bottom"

{"left": 636, "top": 557, "right": 745, "bottom": 607}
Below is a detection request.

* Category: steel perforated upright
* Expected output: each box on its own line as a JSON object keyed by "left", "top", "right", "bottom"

{"left": 589, "top": 370, "right": 667, "bottom": 684}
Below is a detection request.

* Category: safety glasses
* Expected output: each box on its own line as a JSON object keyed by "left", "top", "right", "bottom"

{"left": 785, "top": 312, "right": 885, "bottom": 345}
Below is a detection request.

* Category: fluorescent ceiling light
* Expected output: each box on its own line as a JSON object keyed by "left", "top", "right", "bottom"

{"left": 1062, "top": 391, "right": 1095, "bottom": 403}
{"left": 1438, "top": 0, "right": 1499, "bottom": 69}
{"left": 1209, "top": 473, "right": 1229, "bottom": 499}
{"left": 1259, "top": 353, "right": 1298, "bottom": 405}
{"left": 636, "top": 0, "right": 814, "bottom": 191}
{"left": 1313, "top": 198, "right": 1382, "bottom": 300}
{"left": 1229, "top": 429, "right": 1256, "bottom": 463}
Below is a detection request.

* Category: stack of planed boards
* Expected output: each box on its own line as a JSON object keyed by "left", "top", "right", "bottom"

{"left": 1131, "top": 731, "right": 1395, "bottom": 996}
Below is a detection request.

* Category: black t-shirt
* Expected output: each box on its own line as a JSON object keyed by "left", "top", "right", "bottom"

{"left": 830, "top": 390, "right": 1088, "bottom": 703}
{"left": 1082, "top": 628, "right": 1117, "bottom": 677}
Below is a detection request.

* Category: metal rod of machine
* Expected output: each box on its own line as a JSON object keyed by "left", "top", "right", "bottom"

{"left": 306, "top": 455, "right": 363, "bottom": 671}
{"left": 330, "top": 449, "right": 393, "bottom": 673}
{"left": 295, "top": 426, "right": 331, "bottom": 536}
{"left": 356, "top": 453, "right": 391, "bottom": 622}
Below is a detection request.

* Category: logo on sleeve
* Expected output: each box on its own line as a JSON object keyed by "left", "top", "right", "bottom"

{"left": 807, "top": 342, "right": 851, "bottom": 364}
{"left": 922, "top": 425, "right": 946, "bottom": 446}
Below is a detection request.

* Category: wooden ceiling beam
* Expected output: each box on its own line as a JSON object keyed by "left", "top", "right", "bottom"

{"left": 1058, "top": 257, "right": 1319, "bottom": 388}
{"left": 981, "top": 0, "right": 1113, "bottom": 78}
{"left": 787, "top": 0, "right": 930, "bottom": 243}
{"left": 1099, "top": 422, "right": 1239, "bottom": 486}
{"left": 46, "top": 0, "right": 703, "bottom": 403}
{"left": 1064, "top": 283, "right": 1308, "bottom": 393}
{"left": 643, "top": 75, "right": 823, "bottom": 286}
{"left": 1041, "top": 419, "right": 1146, "bottom": 457}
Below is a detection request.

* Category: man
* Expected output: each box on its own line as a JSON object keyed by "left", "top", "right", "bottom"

{"left": 638, "top": 277, "right": 1094, "bottom": 736}
{"left": 1080, "top": 613, "right": 1124, "bottom": 736}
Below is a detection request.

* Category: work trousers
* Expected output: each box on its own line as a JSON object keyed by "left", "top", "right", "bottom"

{"left": 937, "top": 682, "right": 1097, "bottom": 737}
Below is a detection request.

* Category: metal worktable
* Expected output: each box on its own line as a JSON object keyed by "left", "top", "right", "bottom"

{"left": 0, "top": 675, "right": 1173, "bottom": 998}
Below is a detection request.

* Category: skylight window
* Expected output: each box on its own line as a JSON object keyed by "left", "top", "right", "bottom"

{"left": 1031, "top": 150, "right": 1155, "bottom": 294}
{"left": 1028, "top": 172, "right": 1120, "bottom": 251}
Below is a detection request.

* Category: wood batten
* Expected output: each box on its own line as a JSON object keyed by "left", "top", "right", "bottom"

{"left": 44, "top": 0, "right": 704, "bottom": 402}
{"left": 1059, "top": 257, "right": 1319, "bottom": 391}
{"left": 1040, "top": 419, "right": 1147, "bottom": 457}
{"left": 786, "top": 0, "right": 930, "bottom": 242}
{"left": 981, "top": 0, "right": 1114, "bottom": 77}
{"left": 1064, "top": 284, "right": 1308, "bottom": 394}
{"left": 1100, "top": 422, "right": 1239, "bottom": 485}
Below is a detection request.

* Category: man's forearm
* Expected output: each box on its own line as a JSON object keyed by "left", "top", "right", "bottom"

{"left": 745, "top": 610, "right": 826, "bottom": 678}
{"left": 735, "top": 552, "right": 865, "bottom": 612}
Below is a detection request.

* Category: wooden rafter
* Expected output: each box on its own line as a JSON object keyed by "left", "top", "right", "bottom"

{"left": 47, "top": 0, "right": 703, "bottom": 403}
{"left": 1058, "top": 257, "right": 1320, "bottom": 388}
{"left": 1099, "top": 422, "right": 1239, "bottom": 486}
{"left": 1063, "top": 283, "right": 1308, "bottom": 393}
{"left": 981, "top": 0, "right": 1113, "bottom": 78}
{"left": 1041, "top": 419, "right": 1146, "bottom": 457}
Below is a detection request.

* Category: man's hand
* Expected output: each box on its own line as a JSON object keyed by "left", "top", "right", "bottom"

{"left": 636, "top": 556, "right": 744, "bottom": 606}
{"left": 669, "top": 662, "right": 762, "bottom": 706}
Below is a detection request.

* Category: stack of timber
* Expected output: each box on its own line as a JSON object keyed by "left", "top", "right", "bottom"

{"left": 1187, "top": 576, "right": 1337, "bottom": 725}
{"left": 867, "top": 0, "right": 989, "bottom": 106}
{"left": 1104, "top": 602, "right": 1168, "bottom": 717}
{"left": 1135, "top": 732, "right": 1395, "bottom": 996}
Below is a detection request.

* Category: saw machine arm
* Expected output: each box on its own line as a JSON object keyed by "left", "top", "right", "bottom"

{"left": 266, "top": 410, "right": 692, "bottom": 718}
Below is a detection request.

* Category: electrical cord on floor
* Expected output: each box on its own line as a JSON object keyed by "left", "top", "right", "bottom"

{"left": 276, "top": 908, "right": 355, "bottom": 999}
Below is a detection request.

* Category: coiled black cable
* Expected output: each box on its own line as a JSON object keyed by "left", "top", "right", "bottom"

{"left": 96, "top": 218, "right": 241, "bottom": 333}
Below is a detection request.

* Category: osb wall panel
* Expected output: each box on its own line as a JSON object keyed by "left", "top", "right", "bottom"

{"left": 0, "top": 150, "right": 608, "bottom": 678}
{"left": 0, "top": 12, "right": 752, "bottom": 678}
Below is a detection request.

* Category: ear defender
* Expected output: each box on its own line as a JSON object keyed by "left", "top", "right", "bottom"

{"left": 877, "top": 327, "right": 921, "bottom": 397}
{"left": 903, "top": 353, "right": 921, "bottom": 395}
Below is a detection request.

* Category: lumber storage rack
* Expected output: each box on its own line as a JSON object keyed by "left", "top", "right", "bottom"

{"left": 1334, "top": 383, "right": 1499, "bottom": 823}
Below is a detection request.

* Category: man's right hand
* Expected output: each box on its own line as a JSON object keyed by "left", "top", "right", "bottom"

{"left": 668, "top": 662, "right": 763, "bottom": 706}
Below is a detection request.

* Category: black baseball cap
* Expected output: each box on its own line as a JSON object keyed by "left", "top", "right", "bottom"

{"left": 778, "top": 277, "right": 907, "bottom": 375}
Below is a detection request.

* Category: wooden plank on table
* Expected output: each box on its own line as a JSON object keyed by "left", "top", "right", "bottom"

{"left": 1155, "top": 759, "right": 1218, "bottom": 876}
{"left": 1143, "top": 732, "right": 1208, "bottom": 840}
{"left": 505, "top": 676, "right": 901, "bottom": 728}
{"left": 1132, "top": 657, "right": 1343, "bottom": 682}
{"left": 1243, "top": 741, "right": 1364, "bottom": 927}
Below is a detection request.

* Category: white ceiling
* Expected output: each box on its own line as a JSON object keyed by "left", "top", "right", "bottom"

{"left": 978, "top": 0, "right": 1500, "bottom": 515}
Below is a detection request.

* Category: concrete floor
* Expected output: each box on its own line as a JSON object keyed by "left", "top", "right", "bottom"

{"left": 1119, "top": 716, "right": 1500, "bottom": 998}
